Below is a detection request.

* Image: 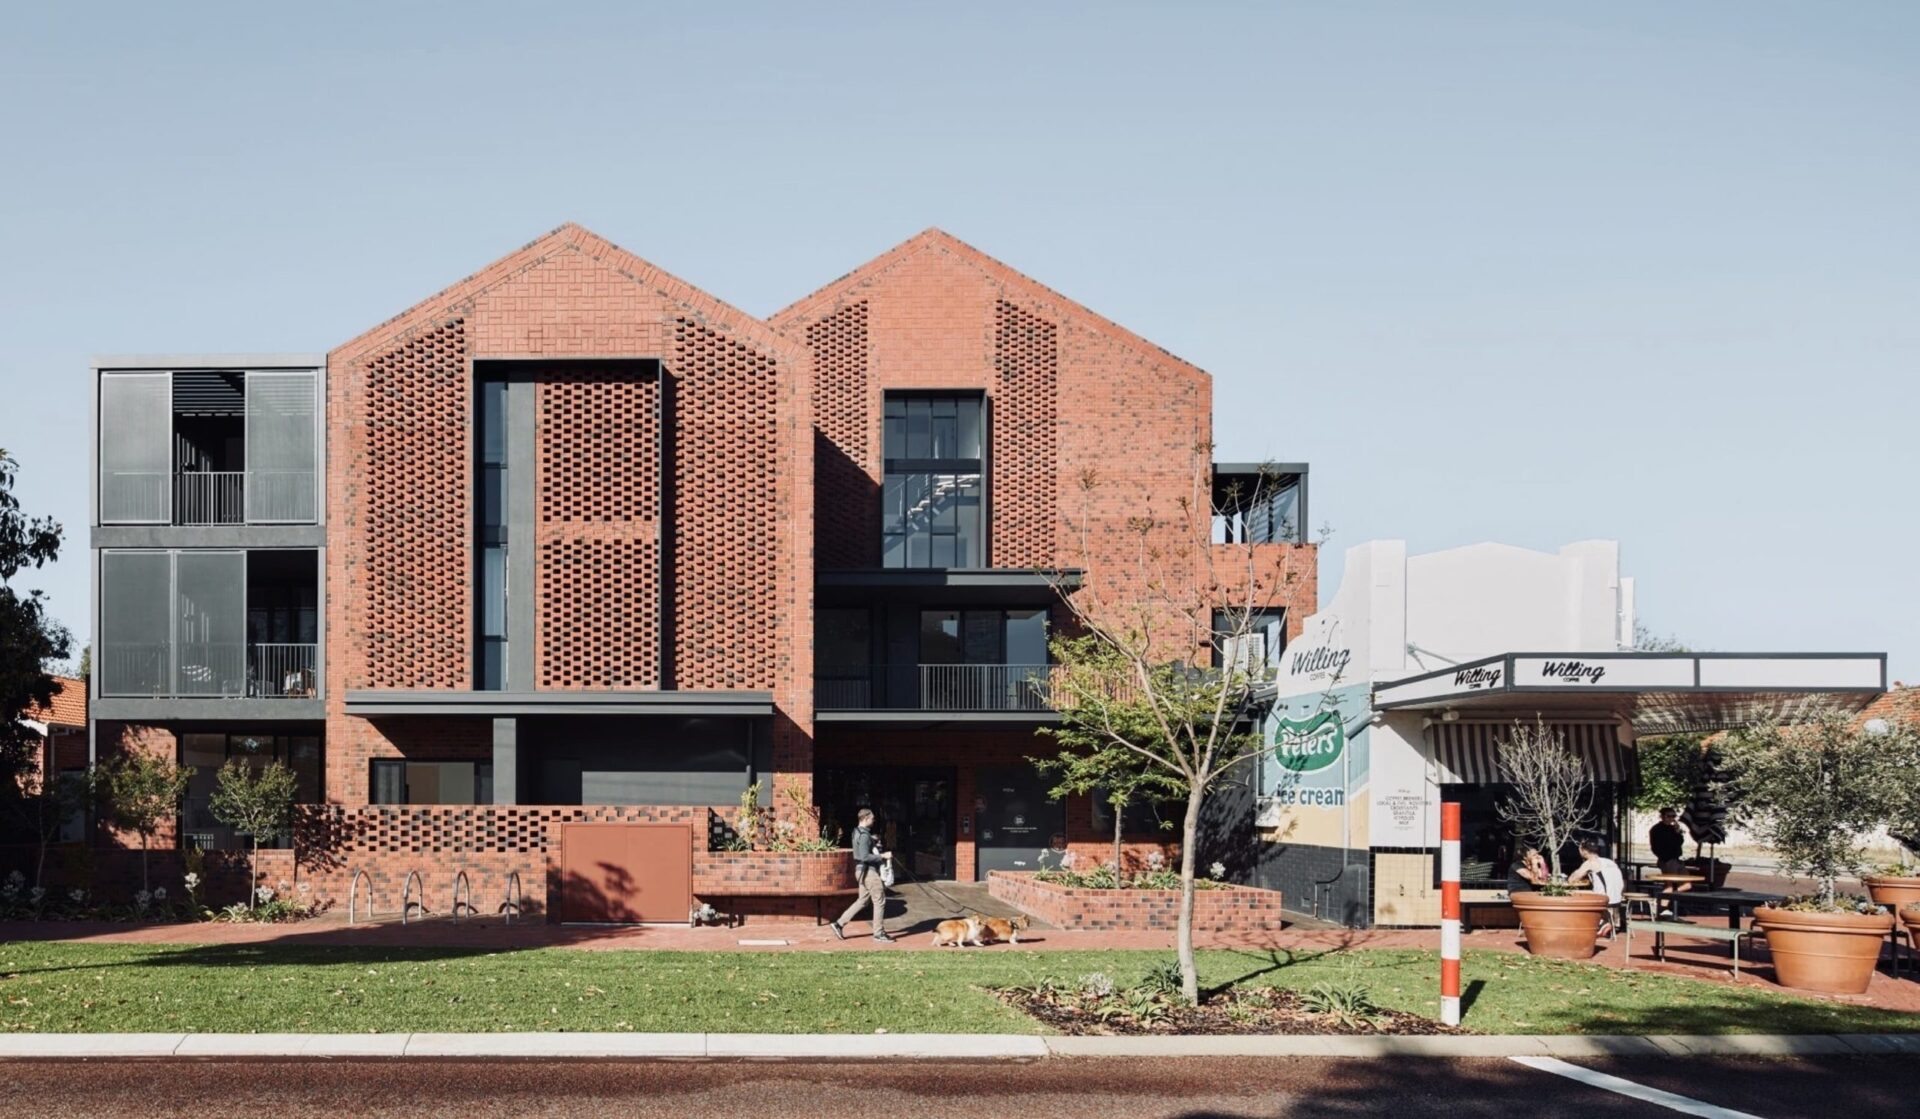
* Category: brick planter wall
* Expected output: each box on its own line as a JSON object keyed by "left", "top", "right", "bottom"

{"left": 290, "top": 805, "right": 848, "bottom": 923}
{"left": 988, "top": 871, "right": 1286, "bottom": 933}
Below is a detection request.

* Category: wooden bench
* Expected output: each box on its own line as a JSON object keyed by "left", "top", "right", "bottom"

{"left": 1460, "top": 889, "right": 1517, "bottom": 932}
{"left": 1627, "top": 919, "right": 1750, "bottom": 976}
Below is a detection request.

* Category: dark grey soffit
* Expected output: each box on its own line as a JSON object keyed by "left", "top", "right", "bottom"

{"left": 814, "top": 710, "right": 1063, "bottom": 729}
{"left": 816, "top": 568, "right": 1083, "bottom": 606}
{"left": 344, "top": 690, "right": 775, "bottom": 717}
{"left": 92, "top": 698, "right": 326, "bottom": 723}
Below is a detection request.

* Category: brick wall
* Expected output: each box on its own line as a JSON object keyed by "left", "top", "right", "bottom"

{"left": 292, "top": 804, "right": 845, "bottom": 923}
{"left": 325, "top": 224, "right": 813, "bottom": 810}
{"left": 988, "top": 870, "right": 1286, "bottom": 932}
{"left": 92, "top": 722, "right": 180, "bottom": 852}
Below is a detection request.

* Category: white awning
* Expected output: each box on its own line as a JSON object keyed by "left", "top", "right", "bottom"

{"left": 1375, "top": 652, "right": 1885, "bottom": 734}
{"left": 1431, "top": 721, "right": 1631, "bottom": 784}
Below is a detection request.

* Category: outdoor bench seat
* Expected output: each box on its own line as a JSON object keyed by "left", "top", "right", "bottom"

{"left": 1626, "top": 918, "right": 1751, "bottom": 976}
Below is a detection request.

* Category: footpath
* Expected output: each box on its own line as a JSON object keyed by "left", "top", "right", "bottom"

{"left": 0, "top": 1031, "right": 1916, "bottom": 1061}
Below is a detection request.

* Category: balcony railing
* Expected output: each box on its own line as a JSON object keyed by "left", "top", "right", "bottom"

{"left": 100, "top": 470, "right": 316, "bottom": 525}
{"left": 98, "top": 643, "right": 317, "bottom": 699}
{"left": 816, "top": 663, "right": 1053, "bottom": 712}
{"left": 175, "top": 472, "right": 246, "bottom": 525}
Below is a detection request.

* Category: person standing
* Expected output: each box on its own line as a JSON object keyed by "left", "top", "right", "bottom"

{"left": 831, "top": 808, "right": 894, "bottom": 943}
{"left": 1650, "top": 807, "right": 1688, "bottom": 874}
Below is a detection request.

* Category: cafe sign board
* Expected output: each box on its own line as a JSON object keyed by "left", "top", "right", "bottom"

{"left": 1511, "top": 655, "right": 1693, "bottom": 689}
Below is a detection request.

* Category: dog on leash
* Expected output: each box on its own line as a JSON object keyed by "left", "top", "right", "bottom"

{"left": 930, "top": 915, "right": 986, "bottom": 948}
{"left": 974, "top": 913, "right": 1030, "bottom": 945}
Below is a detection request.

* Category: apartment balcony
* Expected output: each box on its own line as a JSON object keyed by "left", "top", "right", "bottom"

{"left": 100, "top": 643, "right": 318, "bottom": 700}
{"left": 815, "top": 663, "right": 1058, "bottom": 729}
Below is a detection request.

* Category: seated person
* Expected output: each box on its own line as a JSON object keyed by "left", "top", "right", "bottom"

{"left": 1507, "top": 846, "right": 1550, "bottom": 893}
{"left": 1650, "top": 808, "right": 1690, "bottom": 881}
{"left": 1568, "top": 837, "right": 1626, "bottom": 935}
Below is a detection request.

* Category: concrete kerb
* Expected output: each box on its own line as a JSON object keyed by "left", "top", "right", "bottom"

{"left": 0, "top": 1033, "right": 1908, "bottom": 1061}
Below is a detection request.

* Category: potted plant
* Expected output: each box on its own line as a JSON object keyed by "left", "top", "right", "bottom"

{"left": 1721, "top": 716, "right": 1899, "bottom": 994}
{"left": 1866, "top": 716, "right": 1920, "bottom": 912}
{"left": 1496, "top": 720, "right": 1609, "bottom": 959}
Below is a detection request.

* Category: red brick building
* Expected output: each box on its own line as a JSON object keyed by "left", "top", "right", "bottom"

{"left": 85, "top": 225, "right": 1314, "bottom": 920}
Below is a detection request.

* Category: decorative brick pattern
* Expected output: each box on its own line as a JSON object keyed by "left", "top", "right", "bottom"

{"left": 290, "top": 805, "right": 843, "bottom": 923}
{"left": 991, "top": 300, "right": 1059, "bottom": 566}
{"left": 671, "top": 318, "right": 782, "bottom": 689}
{"left": 989, "top": 871, "right": 1286, "bottom": 933}
{"left": 537, "top": 369, "right": 660, "bottom": 524}
{"left": 535, "top": 366, "right": 663, "bottom": 689}
{"left": 808, "top": 301, "right": 872, "bottom": 570}
{"left": 359, "top": 318, "right": 471, "bottom": 689}
{"left": 538, "top": 537, "right": 661, "bottom": 689}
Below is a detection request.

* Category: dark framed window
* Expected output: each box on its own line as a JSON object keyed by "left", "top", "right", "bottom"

{"left": 882, "top": 394, "right": 984, "bottom": 568}
{"left": 476, "top": 377, "right": 509, "bottom": 689}
{"left": 1213, "top": 608, "right": 1288, "bottom": 672}
{"left": 370, "top": 759, "right": 494, "bottom": 805}
{"left": 181, "top": 733, "right": 323, "bottom": 851}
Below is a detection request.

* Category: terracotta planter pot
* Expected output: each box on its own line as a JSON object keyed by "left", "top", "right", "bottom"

{"left": 1753, "top": 905, "right": 1895, "bottom": 994}
{"left": 1509, "top": 892, "right": 1609, "bottom": 959}
{"left": 1900, "top": 903, "right": 1920, "bottom": 948}
{"left": 1862, "top": 876, "right": 1920, "bottom": 913}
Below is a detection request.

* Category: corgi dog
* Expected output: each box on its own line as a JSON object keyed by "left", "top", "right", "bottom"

{"left": 975, "top": 913, "right": 1030, "bottom": 945}
{"left": 931, "top": 915, "right": 986, "bottom": 948}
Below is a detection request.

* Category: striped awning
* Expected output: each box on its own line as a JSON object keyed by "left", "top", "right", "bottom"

{"left": 1431, "top": 721, "right": 1632, "bottom": 784}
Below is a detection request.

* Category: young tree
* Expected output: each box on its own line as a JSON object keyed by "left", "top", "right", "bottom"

{"left": 5, "top": 767, "right": 94, "bottom": 893}
{"left": 1495, "top": 719, "right": 1597, "bottom": 884}
{"left": 1047, "top": 452, "right": 1321, "bottom": 1004}
{"left": 0, "top": 449, "right": 71, "bottom": 797}
{"left": 1034, "top": 638, "right": 1187, "bottom": 872}
{"left": 1720, "top": 715, "right": 1905, "bottom": 908}
{"left": 208, "top": 760, "right": 298, "bottom": 906}
{"left": 102, "top": 753, "right": 194, "bottom": 894}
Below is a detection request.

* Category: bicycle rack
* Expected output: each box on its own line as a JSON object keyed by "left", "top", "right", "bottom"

{"left": 347, "top": 869, "right": 374, "bottom": 924}
{"left": 451, "top": 870, "right": 473, "bottom": 923}
{"left": 401, "top": 870, "right": 425, "bottom": 925}
{"left": 501, "top": 870, "right": 522, "bottom": 925}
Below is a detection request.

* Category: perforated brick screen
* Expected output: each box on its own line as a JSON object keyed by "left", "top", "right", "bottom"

{"left": 359, "top": 319, "right": 472, "bottom": 689}
{"left": 808, "top": 301, "right": 873, "bottom": 570}
{"left": 535, "top": 367, "right": 663, "bottom": 689}
{"left": 991, "top": 300, "right": 1059, "bottom": 566}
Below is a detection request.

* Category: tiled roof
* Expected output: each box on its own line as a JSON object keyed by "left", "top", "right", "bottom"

{"left": 21, "top": 676, "right": 85, "bottom": 729}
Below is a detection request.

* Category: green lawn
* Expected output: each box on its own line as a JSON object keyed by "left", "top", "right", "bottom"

{"left": 0, "top": 942, "right": 1911, "bottom": 1035}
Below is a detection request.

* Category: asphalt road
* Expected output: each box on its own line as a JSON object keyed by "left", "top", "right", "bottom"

{"left": 0, "top": 1056, "right": 1906, "bottom": 1118}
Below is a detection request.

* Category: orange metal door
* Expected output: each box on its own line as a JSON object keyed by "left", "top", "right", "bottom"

{"left": 558, "top": 824, "right": 692, "bottom": 923}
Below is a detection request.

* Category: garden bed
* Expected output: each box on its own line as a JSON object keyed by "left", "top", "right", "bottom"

{"left": 994, "top": 982, "right": 1464, "bottom": 1036}
{"left": 988, "top": 870, "right": 1285, "bottom": 932}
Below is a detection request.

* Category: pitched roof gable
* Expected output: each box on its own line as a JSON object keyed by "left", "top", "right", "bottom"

{"left": 769, "top": 228, "right": 1210, "bottom": 383}
{"left": 333, "top": 223, "right": 800, "bottom": 366}
{"left": 22, "top": 676, "right": 85, "bottom": 729}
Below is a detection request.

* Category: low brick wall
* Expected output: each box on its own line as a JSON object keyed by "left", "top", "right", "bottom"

{"left": 696, "top": 851, "right": 855, "bottom": 895}
{"left": 988, "top": 871, "right": 1286, "bottom": 932}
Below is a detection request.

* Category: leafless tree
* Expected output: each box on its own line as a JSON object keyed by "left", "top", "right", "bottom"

{"left": 1495, "top": 719, "right": 1594, "bottom": 883}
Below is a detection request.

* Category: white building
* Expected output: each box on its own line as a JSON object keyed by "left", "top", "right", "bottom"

{"left": 1257, "top": 539, "right": 1884, "bottom": 927}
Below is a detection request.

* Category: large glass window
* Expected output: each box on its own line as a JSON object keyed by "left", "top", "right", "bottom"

{"left": 882, "top": 394, "right": 984, "bottom": 568}
{"left": 370, "top": 759, "right": 493, "bottom": 805}
{"left": 477, "top": 378, "right": 509, "bottom": 689}
{"left": 99, "top": 372, "right": 173, "bottom": 523}
{"left": 181, "top": 733, "right": 322, "bottom": 851}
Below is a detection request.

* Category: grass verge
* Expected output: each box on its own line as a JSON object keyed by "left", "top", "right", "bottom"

{"left": 0, "top": 941, "right": 1911, "bottom": 1035}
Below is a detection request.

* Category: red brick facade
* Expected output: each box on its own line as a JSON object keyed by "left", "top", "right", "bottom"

{"left": 85, "top": 224, "right": 1315, "bottom": 925}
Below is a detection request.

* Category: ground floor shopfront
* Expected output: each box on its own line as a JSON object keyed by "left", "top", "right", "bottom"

{"left": 62, "top": 716, "right": 1242, "bottom": 924}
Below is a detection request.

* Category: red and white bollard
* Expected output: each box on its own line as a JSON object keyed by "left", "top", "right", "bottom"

{"left": 1439, "top": 801, "right": 1462, "bottom": 1026}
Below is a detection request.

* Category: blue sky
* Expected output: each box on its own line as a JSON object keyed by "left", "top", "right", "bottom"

{"left": 2, "top": 2, "right": 1914, "bottom": 678}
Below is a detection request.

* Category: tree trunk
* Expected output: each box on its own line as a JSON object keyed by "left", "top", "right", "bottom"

{"left": 249, "top": 836, "right": 260, "bottom": 909}
{"left": 139, "top": 832, "right": 149, "bottom": 894}
{"left": 1112, "top": 795, "right": 1125, "bottom": 875}
{"left": 1177, "top": 783, "right": 1204, "bottom": 1006}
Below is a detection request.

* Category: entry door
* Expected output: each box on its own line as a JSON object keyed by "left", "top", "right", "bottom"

{"left": 974, "top": 766, "right": 1063, "bottom": 881}
{"left": 558, "top": 823, "right": 692, "bottom": 923}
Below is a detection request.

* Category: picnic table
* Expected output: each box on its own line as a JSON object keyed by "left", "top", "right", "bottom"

{"left": 1668, "top": 888, "right": 1785, "bottom": 930}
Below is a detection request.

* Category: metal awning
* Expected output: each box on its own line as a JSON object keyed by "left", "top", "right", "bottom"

{"left": 1431, "top": 721, "right": 1631, "bottom": 784}
{"left": 1374, "top": 652, "right": 1886, "bottom": 734}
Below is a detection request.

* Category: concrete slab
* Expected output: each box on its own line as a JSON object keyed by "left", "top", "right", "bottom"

{"left": 1534, "top": 1035, "right": 1669, "bottom": 1058}
{"left": 704, "top": 1033, "right": 1048, "bottom": 1060}
{"left": 0, "top": 1033, "right": 185, "bottom": 1058}
{"left": 1047, "top": 1036, "right": 1342, "bottom": 1057}
{"left": 403, "top": 1032, "right": 705, "bottom": 1059}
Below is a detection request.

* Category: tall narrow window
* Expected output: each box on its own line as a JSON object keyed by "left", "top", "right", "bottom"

{"left": 882, "top": 394, "right": 984, "bottom": 568}
{"left": 477, "top": 378, "right": 509, "bottom": 689}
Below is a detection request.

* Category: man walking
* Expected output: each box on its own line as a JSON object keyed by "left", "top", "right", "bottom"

{"left": 831, "top": 808, "right": 894, "bottom": 942}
